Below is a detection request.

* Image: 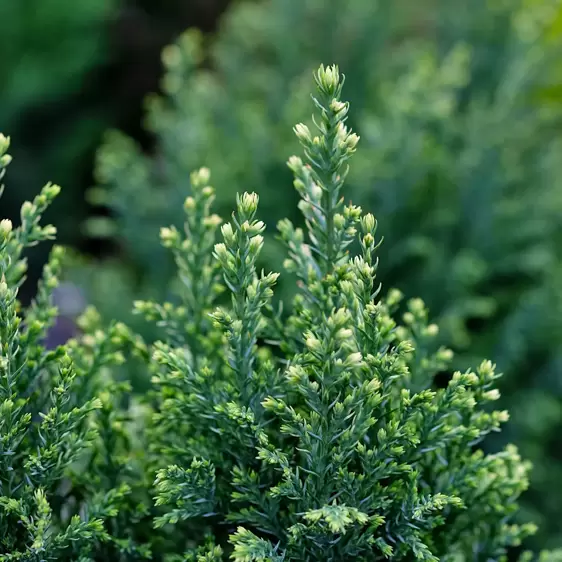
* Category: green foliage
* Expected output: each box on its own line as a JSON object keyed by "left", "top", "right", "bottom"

{"left": 3, "top": 64, "right": 562, "bottom": 560}
{"left": 0, "top": 134, "right": 148, "bottom": 561}
{"left": 136, "top": 67, "right": 561, "bottom": 561}
{"left": 80, "top": 0, "right": 562, "bottom": 547}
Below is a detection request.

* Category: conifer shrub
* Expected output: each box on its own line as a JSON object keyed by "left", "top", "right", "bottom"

{"left": 134, "top": 66, "right": 562, "bottom": 561}
{"left": 76, "top": 0, "right": 562, "bottom": 546}
{"left": 3, "top": 62, "right": 562, "bottom": 560}
{"left": 0, "top": 134, "right": 149, "bottom": 560}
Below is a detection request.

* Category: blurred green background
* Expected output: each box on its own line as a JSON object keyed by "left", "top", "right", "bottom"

{"left": 0, "top": 0, "right": 230, "bottom": 300}
{"left": 1, "top": 0, "right": 561, "bottom": 551}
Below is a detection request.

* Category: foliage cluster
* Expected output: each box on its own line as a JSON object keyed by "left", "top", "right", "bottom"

{"left": 76, "top": 0, "right": 562, "bottom": 547}
{"left": 2, "top": 66, "right": 562, "bottom": 560}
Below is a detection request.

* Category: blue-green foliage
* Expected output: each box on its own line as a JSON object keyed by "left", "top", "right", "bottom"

{"left": 138, "top": 65, "right": 562, "bottom": 561}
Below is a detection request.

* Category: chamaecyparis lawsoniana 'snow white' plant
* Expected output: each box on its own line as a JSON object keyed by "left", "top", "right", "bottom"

{"left": 0, "top": 134, "right": 151, "bottom": 561}
{"left": 137, "top": 66, "right": 562, "bottom": 561}
{"left": 2, "top": 66, "right": 562, "bottom": 562}
{"left": 83, "top": 2, "right": 562, "bottom": 546}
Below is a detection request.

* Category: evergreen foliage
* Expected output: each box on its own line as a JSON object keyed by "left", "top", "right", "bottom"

{"left": 78, "top": 0, "right": 562, "bottom": 547}
{"left": 135, "top": 66, "right": 561, "bottom": 561}
{"left": 2, "top": 60, "right": 562, "bottom": 559}
{"left": 0, "top": 134, "right": 147, "bottom": 560}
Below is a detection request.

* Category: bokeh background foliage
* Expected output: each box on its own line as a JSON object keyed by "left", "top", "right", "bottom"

{"left": 2, "top": 0, "right": 562, "bottom": 551}
{"left": 0, "top": 0, "right": 116, "bottom": 300}
{"left": 0, "top": 0, "right": 231, "bottom": 300}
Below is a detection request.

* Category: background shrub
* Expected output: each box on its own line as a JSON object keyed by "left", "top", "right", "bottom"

{"left": 0, "top": 0, "right": 117, "bottom": 299}
{"left": 0, "top": 0, "right": 233, "bottom": 304}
